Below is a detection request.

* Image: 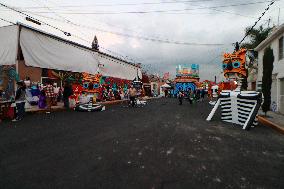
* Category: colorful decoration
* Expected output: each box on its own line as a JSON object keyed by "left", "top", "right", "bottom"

{"left": 174, "top": 64, "right": 200, "bottom": 96}
{"left": 79, "top": 73, "right": 132, "bottom": 101}
{"left": 46, "top": 68, "right": 133, "bottom": 102}
{"left": 0, "top": 65, "right": 18, "bottom": 100}
{"left": 222, "top": 48, "right": 247, "bottom": 79}
{"left": 207, "top": 48, "right": 262, "bottom": 131}
{"left": 47, "top": 70, "right": 83, "bottom": 83}
{"left": 176, "top": 64, "right": 199, "bottom": 78}
{"left": 174, "top": 82, "right": 196, "bottom": 94}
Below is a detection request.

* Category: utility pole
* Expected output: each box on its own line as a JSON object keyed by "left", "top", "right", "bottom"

{"left": 278, "top": 8, "right": 280, "bottom": 26}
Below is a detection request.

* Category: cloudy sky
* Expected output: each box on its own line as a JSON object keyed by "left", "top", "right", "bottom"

{"left": 0, "top": 0, "right": 283, "bottom": 81}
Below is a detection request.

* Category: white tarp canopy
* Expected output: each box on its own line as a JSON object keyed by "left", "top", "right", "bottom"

{"left": 98, "top": 54, "right": 141, "bottom": 80}
{"left": 20, "top": 27, "right": 99, "bottom": 74}
{"left": 0, "top": 25, "right": 18, "bottom": 65}
{"left": 0, "top": 25, "right": 142, "bottom": 80}
{"left": 161, "top": 83, "right": 171, "bottom": 88}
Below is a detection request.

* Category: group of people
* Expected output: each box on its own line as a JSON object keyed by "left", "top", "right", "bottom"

{"left": 101, "top": 85, "right": 141, "bottom": 103}
{"left": 12, "top": 80, "right": 143, "bottom": 121}
{"left": 178, "top": 88, "right": 206, "bottom": 105}
{"left": 102, "top": 85, "right": 139, "bottom": 107}
{"left": 12, "top": 79, "right": 73, "bottom": 122}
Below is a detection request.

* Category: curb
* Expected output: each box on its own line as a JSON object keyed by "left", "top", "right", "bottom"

{"left": 25, "top": 98, "right": 157, "bottom": 114}
{"left": 26, "top": 107, "right": 66, "bottom": 114}
{"left": 258, "top": 116, "right": 284, "bottom": 134}
{"left": 26, "top": 100, "right": 129, "bottom": 114}
{"left": 99, "top": 100, "right": 127, "bottom": 106}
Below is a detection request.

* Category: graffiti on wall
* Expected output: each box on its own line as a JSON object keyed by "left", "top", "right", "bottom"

{"left": 69, "top": 73, "right": 131, "bottom": 101}
{"left": 174, "top": 82, "right": 197, "bottom": 95}
{"left": 47, "top": 70, "right": 83, "bottom": 83}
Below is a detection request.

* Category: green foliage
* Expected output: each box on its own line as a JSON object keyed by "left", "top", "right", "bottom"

{"left": 241, "top": 26, "right": 273, "bottom": 49}
{"left": 261, "top": 47, "right": 274, "bottom": 114}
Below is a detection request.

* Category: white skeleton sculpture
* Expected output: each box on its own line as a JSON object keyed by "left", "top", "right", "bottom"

{"left": 206, "top": 48, "right": 262, "bottom": 130}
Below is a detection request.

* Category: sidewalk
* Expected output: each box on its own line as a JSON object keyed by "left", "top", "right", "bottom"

{"left": 26, "top": 100, "right": 127, "bottom": 113}
{"left": 25, "top": 97, "right": 158, "bottom": 113}
{"left": 26, "top": 102, "right": 65, "bottom": 113}
{"left": 258, "top": 111, "right": 284, "bottom": 134}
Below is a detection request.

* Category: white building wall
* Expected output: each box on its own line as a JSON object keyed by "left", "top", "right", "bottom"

{"left": 257, "top": 33, "right": 284, "bottom": 112}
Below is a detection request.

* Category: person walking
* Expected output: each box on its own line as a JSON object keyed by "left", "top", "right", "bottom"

{"left": 196, "top": 89, "right": 201, "bottom": 102}
{"left": 201, "top": 88, "right": 205, "bottom": 102}
{"left": 12, "top": 81, "right": 26, "bottom": 121}
{"left": 63, "top": 81, "right": 73, "bottom": 109}
{"left": 178, "top": 91, "right": 184, "bottom": 105}
{"left": 188, "top": 90, "right": 193, "bottom": 104}
{"left": 44, "top": 80, "right": 55, "bottom": 113}
{"left": 129, "top": 85, "right": 137, "bottom": 107}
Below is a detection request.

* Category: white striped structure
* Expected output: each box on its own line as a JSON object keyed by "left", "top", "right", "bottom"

{"left": 207, "top": 90, "right": 262, "bottom": 130}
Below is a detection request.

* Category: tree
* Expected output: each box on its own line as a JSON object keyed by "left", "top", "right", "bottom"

{"left": 240, "top": 26, "right": 273, "bottom": 90}
{"left": 241, "top": 26, "right": 273, "bottom": 49}
{"left": 261, "top": 47, "right": 274, "bottom": 115}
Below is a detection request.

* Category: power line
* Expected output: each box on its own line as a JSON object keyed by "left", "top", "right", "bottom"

{"left": 0, "top": 17, "right": 15, "bottom": 25}
{"left": 18, "top": 1, "right": 277, "bottom": 15}
{"left": 14, "top": 0, "right": 219, "bottom": 9}
{"left": 17, "top": 8, "right": 227, "bottom": 46}
{"left": 239, "top": 0, "right": 276, "bottom": 44}
{"left": 0, "top": 2, "right": 71, "bottom": 36}
{"left": 0, "top": 3, "right": 151, "bottom": 66}
{"left": 41, "top": 0, "right": 145, "bottom": 63}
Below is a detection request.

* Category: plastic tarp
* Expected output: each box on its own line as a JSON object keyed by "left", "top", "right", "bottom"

{"left": 161, "top": 83, "right": 171, "bottom": 88}
{"left": 97, "top": 54, "right": 142, "bottom": 80}
{"left": 20, "top": 27, "right": 142, "bottom": 80}
{"left": 20, "top": 27, "right": 99, "bottom": 74}
{"left": 0, "top": 25, "right": 18, "bottom": 65}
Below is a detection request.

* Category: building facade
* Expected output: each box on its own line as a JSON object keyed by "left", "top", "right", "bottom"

{"left": 255, "top": 25, "right": 284, "bottom": 114}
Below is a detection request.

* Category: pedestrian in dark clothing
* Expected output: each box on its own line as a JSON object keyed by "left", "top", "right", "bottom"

{"left": 178, "top": 91, "right": 183, "bottom": 105}
{"left": 12, "top": 81, "right": 26, "bottom": 122}
{"left": 63, "top": 81, "right": 73, "bottom": 109}
{"left": 188, "top": 90, "right": 193, "bottom": 104}
{"left": 196, "top": 89, "right": 201, "bottom": 101}
{"left": 201, "top": 89, "right": 205, "bottom": 101}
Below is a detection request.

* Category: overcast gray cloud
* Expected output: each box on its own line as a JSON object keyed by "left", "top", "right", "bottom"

{"left": 0, "top": 0, "right": 283, "bottom": 81}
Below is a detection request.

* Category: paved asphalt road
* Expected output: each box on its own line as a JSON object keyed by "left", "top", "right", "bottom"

{"left": 0, "top": 98, "right": 283, "bottom": 189}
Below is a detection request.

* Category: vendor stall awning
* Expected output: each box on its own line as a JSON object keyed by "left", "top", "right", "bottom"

{"left": 0, "top": 24, "right": 142, "bottom": 81}
{"left": 0, "top": 25, "right": 18, "bottom": 66}
{"left": 98, "top": 54, "right": 141, "bottom": 80}
{"left": 20, "top": 27, "right": 99, "bottom": 74}
{"left": 161, "top": 83, "right": 171, "bottom": 88}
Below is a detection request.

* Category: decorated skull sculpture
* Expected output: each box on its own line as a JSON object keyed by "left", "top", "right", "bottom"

{"left": 222, "top": 48, "right": 247, "bottom": 79}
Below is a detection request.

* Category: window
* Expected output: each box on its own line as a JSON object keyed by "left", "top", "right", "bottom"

{"left": 279, "top": 36, "right": 284, "bottom": 60}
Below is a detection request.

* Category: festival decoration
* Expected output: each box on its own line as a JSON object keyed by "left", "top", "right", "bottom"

{"left": 46, "top": 68, "right": 132, "bottom": 102}
{"left": 0, "top": 65, "right": 18, "bottom": 100}
{"left": 207, "top": 48, "right": 262, "bottom": 130}
{"left": 74, "top": 98, "right": 105, "bottom": 112}
{"left": 222, "top": 48, "right": 247, "bottom": 79}
{"left": 174, "top": 64, "right": 199, "bottom": 95}
{"left": 47, "top": 70, "right": 83, "bottom": 83}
